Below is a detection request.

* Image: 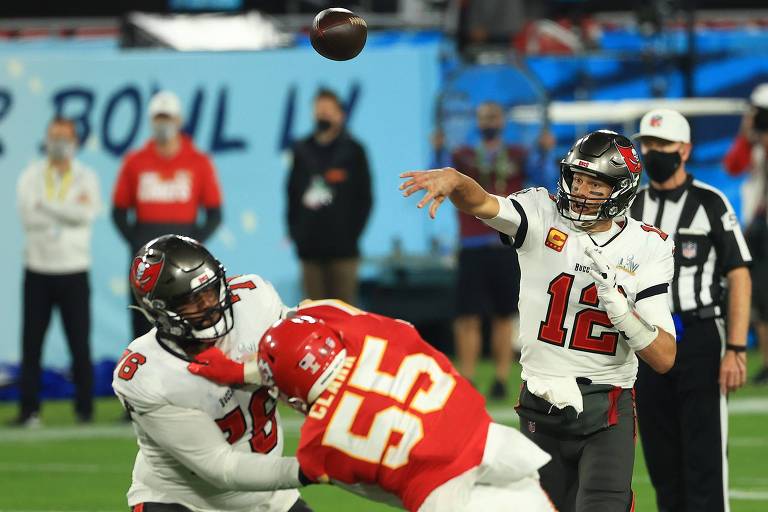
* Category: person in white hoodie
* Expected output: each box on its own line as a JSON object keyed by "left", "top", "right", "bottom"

{"left": 14, "top": 116, "right": 101, "bottom": 426}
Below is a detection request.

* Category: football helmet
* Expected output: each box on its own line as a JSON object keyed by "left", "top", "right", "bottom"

{"left": 130, "top": 235, "right": 234, "bottom": 345}
{"left": 258, "top": 315, "right": 347, "bottom": 413}
{"left": 557, "top": 130, "right": 642, "bottom": 224}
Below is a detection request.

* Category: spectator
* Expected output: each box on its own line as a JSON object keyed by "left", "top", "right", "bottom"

{"left": 287, "top": 88, "right": 372, "bottom": 305}
{"left": 723, "top": 83, "right": 768, "bottom": 384}
{"left": 112, "top": 90, "right": 223, "bottom": 340}
{"left": 14, "top": 116, "right": 101, "bottom": 426}
{"left": 450, "top": 101, "right": 555, "bottom": 399}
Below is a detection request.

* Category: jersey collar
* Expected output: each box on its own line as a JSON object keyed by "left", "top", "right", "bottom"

{"left": 648, "top": 173, "right": 693, "bottom": 203}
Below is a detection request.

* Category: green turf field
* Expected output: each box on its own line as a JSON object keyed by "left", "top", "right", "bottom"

{"left": 1, "top": 357, "right": 766, "bottom": 511}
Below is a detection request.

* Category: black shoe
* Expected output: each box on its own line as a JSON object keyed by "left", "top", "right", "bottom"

{"left": 488, "top": 379, "right": 508, "bottom": 400}
{"left": 752, "top": 366, "right": 768, "bottom": 385}
{"left": 7, "top": 412, "right": 41, "bottom": 428}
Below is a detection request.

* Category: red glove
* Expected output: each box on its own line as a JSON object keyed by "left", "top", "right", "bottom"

{"left": 188, "top": 346, "right": 251, "bottom": 386}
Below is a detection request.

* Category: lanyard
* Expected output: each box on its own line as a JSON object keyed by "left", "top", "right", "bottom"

{"left": 475, "top": 144, "right": 515, "bottom": 194}
{"left": 44, "top": 165, "right": 73, "bottom": 202}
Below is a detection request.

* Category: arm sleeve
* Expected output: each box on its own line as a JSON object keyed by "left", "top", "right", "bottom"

{"left": 196, "top": 207, "right": 222, "bottom": 242}
{"left": 350, "top": 143, "right": 372, "bottom": 241}
{"left": 112, "top": 207, "right": 134, "bottom": 243}
{"left": 200, "top": 156, "right": 223, "bottom": 208}
{"left": 723, "top": 135, "right": 753, "bottom": 176}
{"left": 635, "top": 293, "right": 676, "bottom": 338}
{"left": 480, "top": 187, "right": 546, "bottom": 253}
{"left": 112, "top": 158, "right": 136, "bottom": 209}
{"left": 635, "top": 235, "right": 675, "bottom": 337}
{"left": 133, "top": 404, "right": 301, "bottom": 491}
{"left": 286, "top": 147, "right": 303, "bottom": 242}
{"left": 707, "top": 193, "right": 753, "bottom": 273}
{"left": 17, "top": 170, "right": 52, "bottom": 231}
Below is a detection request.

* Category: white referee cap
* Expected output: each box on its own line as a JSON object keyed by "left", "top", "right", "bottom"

{"left": 148, "top": 90, "right": 182, "bottom": 118}
{"left": 751, "top": 83, "right": 768, "bottom": 108}
{"left": 634, "top": 108, "right": 690, "bottom": 144}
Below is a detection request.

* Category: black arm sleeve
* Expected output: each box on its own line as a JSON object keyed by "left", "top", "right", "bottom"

{"left": 286, "top": 146, "right": 303, "bottom": 242}
{"left": 197, "top": 207, "right": 222, "bottom": 242}
{"left": 111, "top": 207, "right": 134, "bottom": 244}
{"left": 350, "top": 143, "right": 373, "bottom": 241}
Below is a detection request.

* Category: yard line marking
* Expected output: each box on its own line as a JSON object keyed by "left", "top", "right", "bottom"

{"left": 0, "top": 462, "right": 124, "bottom": 473}
{"left": 730, "top": 489, "right": 768, "bottom": 501}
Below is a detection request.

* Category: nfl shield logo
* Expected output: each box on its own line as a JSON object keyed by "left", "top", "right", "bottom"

{"left": 682, "top": 241, "right": 697, "bottom": 259}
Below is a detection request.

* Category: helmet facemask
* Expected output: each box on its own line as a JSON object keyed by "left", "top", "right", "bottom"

{"left": 557, "top": 166, "right": 634, "bottom": 228}
{"left": 143, "top": 267, "right": 235, "bottom": 346}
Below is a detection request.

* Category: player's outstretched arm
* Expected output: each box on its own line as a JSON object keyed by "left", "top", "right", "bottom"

{"left": 399, "top": 167, "right": 499, "bottom": 219}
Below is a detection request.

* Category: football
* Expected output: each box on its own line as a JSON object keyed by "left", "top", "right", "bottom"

{"left": 310, "top": 8, "right": 367, "bottom": 61}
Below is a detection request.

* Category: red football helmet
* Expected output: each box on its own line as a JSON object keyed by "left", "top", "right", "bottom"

{"left": 258, "top": 315, "right": 347, "bottom": 413}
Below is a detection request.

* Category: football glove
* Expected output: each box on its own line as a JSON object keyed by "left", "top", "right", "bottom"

{"left": 187, "top": 346, "right": 262, "bottom": 386}
{"left": 584, "top": 246, "right": 657, "bottom": 352}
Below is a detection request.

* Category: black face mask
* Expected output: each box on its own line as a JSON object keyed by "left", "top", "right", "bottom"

{"left": 315, "top": 119, "right": 333, "bottom": 133}
{"left": 643, "top": 150, "right": 681, "bottom": 183}
{"left": 480, "top": 127, "right": 501, "bottom": 141}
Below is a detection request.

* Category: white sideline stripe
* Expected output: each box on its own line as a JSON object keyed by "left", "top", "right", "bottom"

{"left": 2, "top": 397, "right": 768, "bottom": 443}
{"left": 730, "top": 490, "right": 768, "bottom": 500}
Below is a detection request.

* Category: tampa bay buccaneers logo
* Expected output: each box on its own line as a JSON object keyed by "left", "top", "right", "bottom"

{"left": 131, "top": 256, "right": 164, "bottom": 295}
{"left": 614, "top": 141, "right": 642, "bottom": 174}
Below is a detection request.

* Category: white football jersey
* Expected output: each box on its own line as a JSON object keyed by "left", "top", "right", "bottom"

{"left": 112, "top": 274, "right": 299, "bottom": 512}
{"left": 494, "top": 188, "right": 675, "bottom": 387}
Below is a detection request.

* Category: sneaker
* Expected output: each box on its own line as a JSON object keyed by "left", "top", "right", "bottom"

{"left": 752, "top": 366, "right": 768, "bottom": 385}
{"left": 488, "top": 379, "right": 508, "bottom": 400}
{"left": 8, "top": 412, "right": 41, "bottom": 428}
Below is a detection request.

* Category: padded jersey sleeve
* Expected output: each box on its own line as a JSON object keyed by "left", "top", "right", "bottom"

{"left": 634, "top": 230, "right": 676, "bottom": 337}
{"left": 481, "top": 187, "right": 548, "bottom": 253}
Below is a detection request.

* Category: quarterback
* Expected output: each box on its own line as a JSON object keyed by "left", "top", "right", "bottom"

{"left": 400, "top": 130, "right": 677, "bottom": 512}
{"left": 189, "top": 300, "right": 555, "bottom": 512}
{"left": 112, "top": 235, "right": 313, "bottom": 512}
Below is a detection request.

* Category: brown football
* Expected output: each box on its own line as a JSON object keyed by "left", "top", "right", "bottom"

{"left": 310, "top": 8, "right": 367, "bottom": 61}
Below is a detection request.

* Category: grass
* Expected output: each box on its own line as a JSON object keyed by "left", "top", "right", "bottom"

{"left": 0, "top": 357, "right": 766, "bottom": 511}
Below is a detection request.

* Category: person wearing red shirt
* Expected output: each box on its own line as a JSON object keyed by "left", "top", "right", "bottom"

{"left": 723, "top": 83, "right": 768, "bottom": 384}
{"left": 112, "top": 90, "right": 223, "bottom": 339}
{"left": 451, "top": 102, "right": 556, "bottom": 399}
{"left": 188, "top": 300, "right": 554, "bottom": 512}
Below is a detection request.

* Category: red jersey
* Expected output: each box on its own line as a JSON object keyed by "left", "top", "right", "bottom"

{"left": 295, "top": 301, "right": 492, "bottom": 511}
{"left": 112, "top": 135, "right": 222, "bottom": 223}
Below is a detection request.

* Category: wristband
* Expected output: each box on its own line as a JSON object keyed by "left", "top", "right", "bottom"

{"left": 725, "top": 343, "right": 746, "bottom": 353}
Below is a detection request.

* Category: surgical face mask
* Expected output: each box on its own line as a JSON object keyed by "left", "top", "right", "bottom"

{"left": 46, "top": 139, "right": 76, "bottom": 161}
{"left": 480, "top": 127, "right": 501, "bottom": 141}
{"left": 153, "top": 121, "right": 179, "bottom": 143}
{"left": 315, "top": 118, "right": 333, "bottom": 133}
{"left": 643, "top": 149, "right": 681, "bottom": 183}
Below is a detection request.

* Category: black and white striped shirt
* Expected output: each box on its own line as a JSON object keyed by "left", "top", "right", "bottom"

{"left": 630, "top": 174, "right": 752, "bottom": 313}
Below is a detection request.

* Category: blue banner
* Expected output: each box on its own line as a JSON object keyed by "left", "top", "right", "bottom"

{"left": 0, "top": 43, "right": 441, "bottom": 365}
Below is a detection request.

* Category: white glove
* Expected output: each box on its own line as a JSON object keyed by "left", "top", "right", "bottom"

{"left": 584, "top": 246, "right": 629, "bottom": 321}
{"left": 584, "top": 246, "right": 657, "bottom": 352}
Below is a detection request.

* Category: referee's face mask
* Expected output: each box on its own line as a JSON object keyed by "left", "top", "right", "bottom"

{"left": 640, "top": 139, "right": 684, "bottom": 183}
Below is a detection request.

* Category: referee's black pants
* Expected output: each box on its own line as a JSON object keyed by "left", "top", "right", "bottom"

{"left": 19, "top": 270, "right": 93, "bottom": 419}
{"left": 636, "top": 317, "right": 728, "bottom": 512}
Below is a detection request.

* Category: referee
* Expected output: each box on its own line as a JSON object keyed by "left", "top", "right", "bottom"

{"left": 630, "top": 108, "right": 751, "bottom": 512}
